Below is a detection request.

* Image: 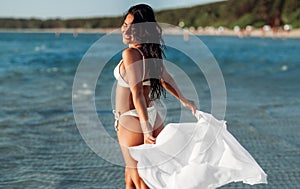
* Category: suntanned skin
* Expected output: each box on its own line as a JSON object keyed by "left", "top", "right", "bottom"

{"left": 115, "top": 13, "right": 196, "bottom": 189}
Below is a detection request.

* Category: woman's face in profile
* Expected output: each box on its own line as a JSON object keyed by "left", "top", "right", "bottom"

{"left": 121, "top": 14, "right": 136, "bottom": 45}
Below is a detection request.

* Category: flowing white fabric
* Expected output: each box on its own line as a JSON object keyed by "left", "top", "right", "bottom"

{"left": 129, "top": 110, "right": 267, "bottom": 189}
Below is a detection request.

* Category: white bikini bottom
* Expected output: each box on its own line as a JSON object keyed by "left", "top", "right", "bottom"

{"left": 113, "top": 106, "right": 157, "bottom": 131}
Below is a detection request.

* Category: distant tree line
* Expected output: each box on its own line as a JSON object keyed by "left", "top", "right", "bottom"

{"left": 0, "top": 0, "right": 299, "bottom": 29}
{"left": 156, "top": 0, "right": 300, "bottom": 29}
{"left": 0, "top": 17, "right": 122, "bottom": 29}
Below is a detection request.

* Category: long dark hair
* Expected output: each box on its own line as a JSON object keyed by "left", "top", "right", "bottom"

{"left": 124, "top": 4, "right": 166, "bottom": 100}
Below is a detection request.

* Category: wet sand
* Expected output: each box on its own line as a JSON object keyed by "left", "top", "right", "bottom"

{"left": 1, "top": 27, "right": 300, "bottom": 39}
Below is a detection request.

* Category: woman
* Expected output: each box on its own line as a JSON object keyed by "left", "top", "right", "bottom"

{"left": 113, "top": 4, "right": 196, "bottom": 189}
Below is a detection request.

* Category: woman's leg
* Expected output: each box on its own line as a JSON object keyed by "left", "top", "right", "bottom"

{"left": 117, "top": 116, "right": 149, "bottom": 189}
{"left": 153, "top": 113, "right": 164, "bottom": 138}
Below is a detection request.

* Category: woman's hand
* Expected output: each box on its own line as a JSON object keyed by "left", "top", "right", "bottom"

{"left": 181, "top": 99, "right": 197, "bottom": 115}
{"left": 144, "top": 133, "right": 156, "bottom": 144}
{"left": 140, "top": 121, "right": 155, "bottom": 144}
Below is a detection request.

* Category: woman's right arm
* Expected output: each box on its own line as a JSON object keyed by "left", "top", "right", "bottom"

{"left": 160, "top": 65, "right": 196, "bottom": 114}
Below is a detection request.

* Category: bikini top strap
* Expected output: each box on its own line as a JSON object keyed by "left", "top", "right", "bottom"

{"left": 133, "top": 48, "right": 146, "bottom": 81}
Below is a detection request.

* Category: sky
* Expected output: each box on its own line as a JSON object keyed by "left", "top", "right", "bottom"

{"left": 0, "top": 0, "right": 225, "bottom": 19}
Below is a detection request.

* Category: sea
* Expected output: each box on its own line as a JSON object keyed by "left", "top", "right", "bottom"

{"left": 0, "top": 31, "right": 299, "bottom": 188}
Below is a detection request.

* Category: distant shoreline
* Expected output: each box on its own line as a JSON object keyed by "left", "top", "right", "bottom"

{"left": 1, "top": 28, "right": 300, "bottom": 39}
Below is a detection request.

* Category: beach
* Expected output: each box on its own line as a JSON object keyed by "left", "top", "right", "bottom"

{"left": 0, "top": 32, "right": 299, "bottom": 188}
{"left": 1, "top": 27, "right": 300, "bottom": 39}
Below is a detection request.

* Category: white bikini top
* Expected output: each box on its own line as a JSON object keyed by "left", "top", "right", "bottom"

{"left": 114, "top": 48, "right": 151, "bottom": 88}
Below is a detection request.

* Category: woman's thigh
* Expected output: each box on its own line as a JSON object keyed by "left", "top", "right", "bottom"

{"left": 153, "top": 113, "right": 164, "bottom": 138}
{"left": 117, "top": 115, "right": 144, "bottom": 167}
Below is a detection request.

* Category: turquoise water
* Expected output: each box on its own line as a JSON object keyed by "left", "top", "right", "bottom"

{"left": 0, "top": 32, "right": 299, "bottom": 188}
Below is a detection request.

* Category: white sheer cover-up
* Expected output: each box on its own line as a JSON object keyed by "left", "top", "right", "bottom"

{"left": 129, "top": 110, "right": 267, "bottom": 189}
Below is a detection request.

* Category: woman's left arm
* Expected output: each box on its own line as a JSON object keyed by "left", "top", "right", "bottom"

{"left": 122, "top": 48, "right": 155, "bottom": 144}
{"left": 160, "top": 64, "right": 197, "bottom": 115}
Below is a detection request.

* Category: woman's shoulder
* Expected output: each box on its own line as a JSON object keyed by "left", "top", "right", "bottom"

{"left": 122, "top": 48, "right": 143, "bottom": 66}
{"left": 122, "top": 47, "right": 142, "bottom": 57}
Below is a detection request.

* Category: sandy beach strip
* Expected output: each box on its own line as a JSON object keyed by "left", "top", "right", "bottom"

{"left": 1, "top": 27, "right": 300, "bottom": 39}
